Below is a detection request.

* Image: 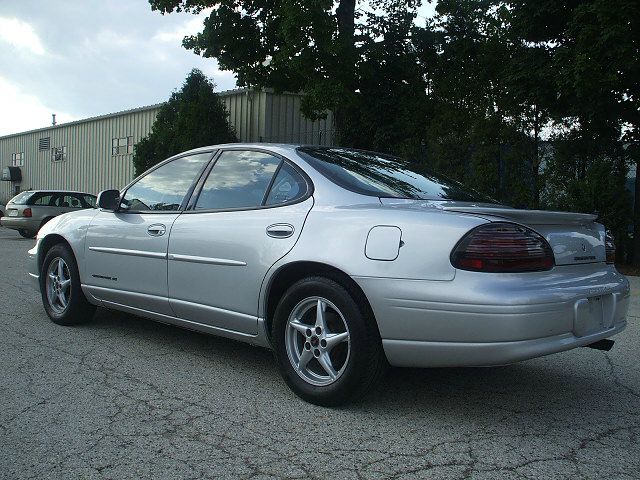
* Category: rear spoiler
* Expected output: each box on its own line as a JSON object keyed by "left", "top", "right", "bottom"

{"left": 441, "top": 207, "right": 598, "bottom": 225}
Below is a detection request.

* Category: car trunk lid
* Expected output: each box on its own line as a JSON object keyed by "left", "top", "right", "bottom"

{"left": 379, "top": 199, "right": 606, "bottom": 266}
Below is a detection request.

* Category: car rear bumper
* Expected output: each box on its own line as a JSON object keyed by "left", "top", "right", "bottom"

{"left": 1, "top": 216, "right": 39, "bottom": 233}
{"left": 354, "top": 263, "right": 630, "bottom": 367}
{"left": 382, "top": 321, "right": 627, "bottom": 367}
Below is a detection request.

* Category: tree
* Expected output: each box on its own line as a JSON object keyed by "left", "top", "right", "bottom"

{"left": 148, "top": 0, "right": 424, "bottom": 147}
{"left": 508, "top": 0, "right": 640, "bottom": 263}
{"left": 133, "top": 69, "right": 237, "bottom": 176}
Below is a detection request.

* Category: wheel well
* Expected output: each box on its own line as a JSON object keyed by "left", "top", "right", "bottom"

{"left": 40, "top": 217, "right": 55, "bottom": 228}
{"left": 38, "top": 234, "right": 72, "bottom": 273}
{"left": 264, "top": 261, "right": 378, "bottom": 338}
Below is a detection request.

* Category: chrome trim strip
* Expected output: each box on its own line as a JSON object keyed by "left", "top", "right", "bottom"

{"left": 169, "top": 297, "right": 256, "bottom": 320}
{"left": 88, "top": 246, "right": 167, "bottom": 259}
{"left": 167, "top": 253, "right": 247, "bottom": 266}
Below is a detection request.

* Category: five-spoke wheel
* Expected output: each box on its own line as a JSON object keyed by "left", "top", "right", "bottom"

{"left": 286, "top": 297, "right": 350, "bottom": 386}
{"left": 273, "top": 276, "right": 386, "bottom": 406}
{"left": 40, "top": 244, "right": 95, "bottom": 325}
{"left": 45, "top": 257, "right": 72, "bottom": 315}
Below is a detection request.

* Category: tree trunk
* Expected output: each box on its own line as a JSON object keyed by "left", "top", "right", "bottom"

{"left": 633, "top": 158, "right": 640, "bottom": 266}
{"left": 334, "top": 0, "right": 357, "bottom": 146}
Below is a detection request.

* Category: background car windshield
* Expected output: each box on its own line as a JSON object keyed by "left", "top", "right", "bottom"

{"left": 297, "top": 147, "right": 495, "bottom": 202}
{"left": 9, "top": 191, "right": 33, "bottom": 204}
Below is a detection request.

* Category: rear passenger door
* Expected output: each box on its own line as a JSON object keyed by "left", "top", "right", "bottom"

{"left": 168, "top": 149, "right": 313, "bottom": 334}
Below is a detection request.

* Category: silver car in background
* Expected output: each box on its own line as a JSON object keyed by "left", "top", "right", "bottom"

{"left": 1, "top": 190, "right": 97, "bottom": 238}
{"left": 27, "top": 144, "right": 630, "bottom": 405}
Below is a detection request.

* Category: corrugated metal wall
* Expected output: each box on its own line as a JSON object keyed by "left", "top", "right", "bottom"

{"left": 0, "top": 106, "right": 161, "bottom": 203}
{"left": 0, "top": 90, "right": 334, "bottom": 204}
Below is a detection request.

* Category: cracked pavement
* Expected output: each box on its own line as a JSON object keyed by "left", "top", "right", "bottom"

{"left": 0, "top": 226, "right": 638, "bottom": 479}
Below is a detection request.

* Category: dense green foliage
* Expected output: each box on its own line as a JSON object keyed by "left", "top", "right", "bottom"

{"left": 150, "top": 0, "right": 639, "bottom": 263}
{"left": 132, "top": 69, "right": 237, "bottom": 176}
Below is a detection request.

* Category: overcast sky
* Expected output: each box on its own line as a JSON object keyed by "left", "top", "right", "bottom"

{"left": 0, "top": 1, "right": 436, "bottom": 137}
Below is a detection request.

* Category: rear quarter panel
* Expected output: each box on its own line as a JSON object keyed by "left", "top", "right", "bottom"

{"left": 260, "top": 203, "right": 488, "bottom": 316}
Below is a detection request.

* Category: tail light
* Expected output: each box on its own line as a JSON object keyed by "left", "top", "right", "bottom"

{"left": 451, "top": 222, "right": 554, "bottom": 273}
{"left": 22, "top": 208, "right": 32, "bottom": 217}
{"left": 605, "top": 230, "right": 615, "bottom": 264}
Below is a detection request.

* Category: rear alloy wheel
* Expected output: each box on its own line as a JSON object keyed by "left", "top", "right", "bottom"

{"left": 40, "top": 244, "right": 95, "bottom": 325}
{"left": 286, "top": 297, "right": 351, "bottom": 386}
{"left": 273, "top": 276, "right": 386, "bottom": 406}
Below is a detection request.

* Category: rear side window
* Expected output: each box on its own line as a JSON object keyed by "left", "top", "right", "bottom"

{"left": 297, "top": 147, "right": 496, "bottom": 202}
{"left": 194, "top": 150, "right": 281, "bottom": 210}
{"left": 265, "top": 162, "right": 307, "bottom": 206}
{"left": 9, "top": 191, "right": 33, "bottom": 205}
{"left": 30, "top": 193, "right": 54, "bottom": 206}
{"left": 60, "top": 195, "right": 83, "bottom": 208}
{"left": 121, "top": 152, "right": 211, "bottom": 212}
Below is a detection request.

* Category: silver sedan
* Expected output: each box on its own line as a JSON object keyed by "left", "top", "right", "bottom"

{"left": 27, "top": 144, "right": 630, "bottom": 405}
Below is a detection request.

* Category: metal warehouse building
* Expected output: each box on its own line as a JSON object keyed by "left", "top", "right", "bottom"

{"left": 0, "top": 89, "right": 334, "bottom": 204}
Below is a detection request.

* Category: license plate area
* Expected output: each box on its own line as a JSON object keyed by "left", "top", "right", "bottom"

{"left": 574, "top": 296, "right": 611, "bottom": 337}
{"left": 7, "top": 210, "right": 18, "bottom": 217}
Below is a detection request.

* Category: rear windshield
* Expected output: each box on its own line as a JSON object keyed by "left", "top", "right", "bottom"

{"left": 9, "top": 191, "right": 33, "bottom": 205}
{"left": 297, "top": 147, "right": 495, "bottom": 202}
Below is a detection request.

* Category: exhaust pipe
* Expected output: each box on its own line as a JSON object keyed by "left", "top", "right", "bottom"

{"left": 584, "top": 339, "right": 615, "bottom": 351}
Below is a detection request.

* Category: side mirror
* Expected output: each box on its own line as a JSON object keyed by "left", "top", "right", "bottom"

{"left": 97, "top": 189, "right": 120, "bottom": 211}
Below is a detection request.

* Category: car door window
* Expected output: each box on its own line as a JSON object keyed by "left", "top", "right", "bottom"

{"left": 265, "top": 162, "right": 308, "bottom": 206}
{"left": 30, "top": 193, "right": 54, "bottom": 206}
{"left": 61, "top": 195, "right": 83, "bottom": 208}
{"left": 121, "top": 153, "right": 211, "bottom": 212}
{"left": 194, "top": 150, "right": 281, "bottom": 210}
{"left": 83, "top": 195, "right": 97, "bottom": 207}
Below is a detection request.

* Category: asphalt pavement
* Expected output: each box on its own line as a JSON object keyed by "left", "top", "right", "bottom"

{"left": 0, "top": 226, "right": 638, "bottom": 479}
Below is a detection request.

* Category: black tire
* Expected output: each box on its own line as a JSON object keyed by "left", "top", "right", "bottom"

{"left": 272, "top": 276, "right": 386, "bottom": 406}
{"left": 19, "top": 229, "right": 36, "bottom": 238}
{"left": 40, "top": 244, "right": 96, "bottom": 326}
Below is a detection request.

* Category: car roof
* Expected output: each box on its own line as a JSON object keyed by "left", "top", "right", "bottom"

{"left": 19, "top": 190, "right": 96, "bottom": 195}
{"left": 176, "top": 143, "right": 305, "bottom": 157}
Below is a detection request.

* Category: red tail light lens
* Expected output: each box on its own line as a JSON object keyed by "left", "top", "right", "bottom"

{"left": 605, "top": 230, "right": 615, "bottom": 264}
{"left": 22, "top": 208, "right": 32, "bottom": 217}
{"left": 451, "top": 222, "right": 554, "bottom": 273}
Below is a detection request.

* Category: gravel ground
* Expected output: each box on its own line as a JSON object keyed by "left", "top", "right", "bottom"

{"left": 0, "top": 226, "right": 638, "bottom": 479}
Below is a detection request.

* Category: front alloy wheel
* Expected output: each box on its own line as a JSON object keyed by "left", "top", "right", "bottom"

{"left": 40, "top": 244, "right": 95, "bottom": 325}
{"left": 45, "top": 257, "right": 72, "bottom": 315}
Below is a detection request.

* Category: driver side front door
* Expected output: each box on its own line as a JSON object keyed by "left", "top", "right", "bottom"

{"left": 83, "top": 152, "right": 213, "bottom": 315}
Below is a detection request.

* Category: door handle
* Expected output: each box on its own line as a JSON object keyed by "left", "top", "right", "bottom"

{"left": 266, "top": 223, "right": 294, "bottom": 238}
{"left": 147, "top": 224, "right": 166, "bottom": 236}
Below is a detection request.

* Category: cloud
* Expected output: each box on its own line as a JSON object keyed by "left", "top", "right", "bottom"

{"left": 0, "top": 77, "right": 76, "bottom": 135}
{"left": 153, "top": 15, "right": 205, "bottom": 43}
{"left": 0, "top": 17, "right": 46, "bottom": 55}
{"left": 0, "top": 2, "right": 236, "bottom": 136}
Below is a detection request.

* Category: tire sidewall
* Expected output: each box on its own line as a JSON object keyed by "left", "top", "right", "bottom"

{"left": 272, "top": 277, "right": 374, "bottom": 406}
{"left": 40, "top": 244, "right": 86, "bottom": 325}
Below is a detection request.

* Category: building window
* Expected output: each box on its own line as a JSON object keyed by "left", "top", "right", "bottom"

{"left": 11, "top": 152, "right": 24, "bottom": 167}
{"left": 38, "top": 137, "right": 50, "bottom": 151}
{"left": 112, "top": 136, "right": 133, "bottom": 155}
{"left": 51, "top": 146, "right": 67, "bottom": 162}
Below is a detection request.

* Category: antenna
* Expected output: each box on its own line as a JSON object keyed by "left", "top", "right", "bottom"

{"left": 52, "top": 113, "right": 56, "bottom": 126}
